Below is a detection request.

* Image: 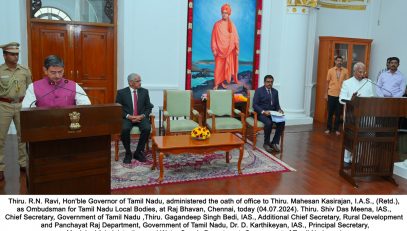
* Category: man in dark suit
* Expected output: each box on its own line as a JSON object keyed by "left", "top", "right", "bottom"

{"left": 116, "top": 73, "right": 153, "bottom": 163}
{"left": 253, "top": 75, "right": 285, "bottom": 153}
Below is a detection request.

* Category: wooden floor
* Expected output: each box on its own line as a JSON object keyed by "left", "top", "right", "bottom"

{"left": 1, "top": 123, "right": 407, "bottom": 195}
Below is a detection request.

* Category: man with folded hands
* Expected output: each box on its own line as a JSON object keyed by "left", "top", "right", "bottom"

{"left": 253, "top": 75, "right": 285, "bottom": 153}
{"left": 116, "top": 73, "right": 153, "bottom": 164}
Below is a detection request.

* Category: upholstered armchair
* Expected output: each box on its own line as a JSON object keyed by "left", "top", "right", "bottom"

{"left": 113, "top": 113, "right": 156, "bottom": 161}
{"left": 245, "top": 90, "right": 284, "bottom": 151}
{"left": 163, "top": 90, "right": 202, "bottom": 135}
{"left": 206, "top": 90, "right": 246, "bottom": 140}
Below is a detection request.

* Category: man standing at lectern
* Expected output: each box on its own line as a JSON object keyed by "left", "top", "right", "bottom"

{"left": 0, "top": 42, "right": 32, "bottom": 181}
{"left": 116, "top": 73, "right": 153, "bottom": 164}
{"left": 22, "top": 55, "right": 90, "bottom": 108}
{"left": 339, "top": 62, "right": 374, "bottom": 167}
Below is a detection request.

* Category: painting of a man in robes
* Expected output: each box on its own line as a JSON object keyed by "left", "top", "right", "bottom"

{"left": 211, "top": 3, "right": 240, "bottom": 90}
{"left": 190, "top": 0, "right": 257, "bottom": 99}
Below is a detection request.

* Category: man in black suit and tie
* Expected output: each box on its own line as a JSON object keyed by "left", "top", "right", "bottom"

{"left": 253, "top": 75, "right": 285, "bottom": 153}
{"left": 116, "top": 73, "right": 153, "bottom": 163}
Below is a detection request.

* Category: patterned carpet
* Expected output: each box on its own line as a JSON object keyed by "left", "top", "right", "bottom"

{"left": 111, "top": 140, "right": 295, "bottom": 190}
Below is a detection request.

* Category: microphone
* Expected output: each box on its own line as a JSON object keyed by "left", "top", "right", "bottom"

{"left": 52, "top": 81, "right": 97, "bottom": 104}
{"left": 366, "top": 78, "right": 393, "bottom": 96}
{"left": 353, "top": 78, "right": 369, "bottom": 96}
{"left": 29, "top": 79, "right": 94, "bottom": 107}
{"left": 28, "top": 82, "right": 62, "bottom": 107}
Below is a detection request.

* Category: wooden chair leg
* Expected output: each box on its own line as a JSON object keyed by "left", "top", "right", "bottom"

{"left": 280, "top": 129, "right": 285, "bottom": 153}
{"left": 252, "top": 129, "right": 257, "bottom": 150}
{"left": 145, "top": 138, "right": 150, "bottom": 151}
{"left": 114, "top": 138, "right": 119, "bottom": 161}
{"left": 242, "top": 128, "right": 246, "bottom": 145}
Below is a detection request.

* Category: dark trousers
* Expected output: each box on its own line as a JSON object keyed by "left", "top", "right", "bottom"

{"left": 258, "top": 114, "right": 285, "bottom": 145}
{"left": 121, "top": 117, "right": 151, "bottom": 157}
{"left": 327, "top": 95, "right": 342, "bottom": 131}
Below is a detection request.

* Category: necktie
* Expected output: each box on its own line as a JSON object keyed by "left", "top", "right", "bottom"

{"left": 267, "top": 89, "right": 273, "bottom": 105}
{"left": 133, "top": 90, "right": 138, "bottom": 116}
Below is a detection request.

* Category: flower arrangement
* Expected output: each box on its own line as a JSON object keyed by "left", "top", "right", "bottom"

{"left": 191, "top": 126, "right": 211, "bottom": 140}
{"left": 233, "top": 94, "right": 248, "bottom": 102}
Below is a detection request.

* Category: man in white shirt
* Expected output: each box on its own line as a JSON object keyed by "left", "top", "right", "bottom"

{"left": 339, "top": 62, "right": 374, "bottom": 166}
{"left": 339, "top": 62, "right": 374, "bottom": 103}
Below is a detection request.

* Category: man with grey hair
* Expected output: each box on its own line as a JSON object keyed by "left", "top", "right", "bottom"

{"left": 116, "top": 73, "right": 153, "bottom": 163}
{"left": 339, "top": 62, "right": 374, "bottom": 167}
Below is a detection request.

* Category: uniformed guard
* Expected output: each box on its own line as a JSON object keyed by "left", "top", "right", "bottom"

{"left": 0, "top": 42, "right": 32, "bottom": 181}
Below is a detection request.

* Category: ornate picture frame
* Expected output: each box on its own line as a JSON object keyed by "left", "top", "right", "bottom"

{"left": 185, "top": 0, "right": 263, "bottom": 99}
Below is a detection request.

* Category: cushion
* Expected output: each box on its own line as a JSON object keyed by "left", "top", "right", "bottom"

{"left": 164, "top": 120, "right": 199, "bottom": 132}
{"left": 246, "top": 117, "right": 264, "bottom": 127}
{"left": 206, "top": 117, "right": 242, "bottom": 130}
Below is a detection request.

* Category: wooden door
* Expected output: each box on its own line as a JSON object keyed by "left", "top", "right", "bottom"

{"left": 74, "top": 25, "right": 114, "bottom": 104}
{"left": 314, "top": 37, "right": 372, "bottom": 124}
{"left": 30, "top": 23, "right": 75, "bottom": 81}
{"left": 30, "top": 23, "right": 114, "bottom": 104}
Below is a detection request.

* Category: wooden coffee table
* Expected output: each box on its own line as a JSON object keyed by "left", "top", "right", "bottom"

{"left": 152, "top": 133, "right": 244, "bottom": 182}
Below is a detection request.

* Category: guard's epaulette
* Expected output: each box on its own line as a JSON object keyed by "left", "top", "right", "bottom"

{"left": 17, "top": 64, "right": 29, "bottom": 70}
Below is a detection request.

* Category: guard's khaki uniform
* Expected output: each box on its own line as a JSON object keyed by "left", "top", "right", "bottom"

{"left": 0, "top": 63, "right": 32, "bottom": 171}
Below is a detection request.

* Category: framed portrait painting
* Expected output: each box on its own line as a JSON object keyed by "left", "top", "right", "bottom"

{"left": 186, "top": 0, "right": 263, "bottom": 99}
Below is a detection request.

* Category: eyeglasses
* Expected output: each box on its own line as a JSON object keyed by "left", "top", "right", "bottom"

{"left": 133, "top": 80, "right": 141, "bottom": 83}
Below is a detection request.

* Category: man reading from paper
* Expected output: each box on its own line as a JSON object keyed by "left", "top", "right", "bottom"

{"left": 22, "top": 55, "right": 90, "bottom": 108}
{"left": 339, "top": 62, "right": 374, "bottom": 167}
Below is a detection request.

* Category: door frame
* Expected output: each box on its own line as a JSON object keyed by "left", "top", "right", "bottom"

{"left": 25, "top": 0, "right": 117, "bottom": 100}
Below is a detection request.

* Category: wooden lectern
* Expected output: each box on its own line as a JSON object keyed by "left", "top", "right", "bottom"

{"left": 20, "top": 104, "right": 122, "bottom": 194}
{"left": 340, "top": 97, "right": 407, "bottom": 187}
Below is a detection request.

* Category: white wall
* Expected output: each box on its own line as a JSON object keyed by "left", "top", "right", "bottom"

{"left": 0, "top": 0, "right": 28, "bottom": 66}
{"left": 368, "top": 0, "right": 407, "bottom": 78}
{"left": 0, "top": 0, "right": 27, "bottom": 134}
{"left": 118, "top": 0, "right": 188, "bottom": 115}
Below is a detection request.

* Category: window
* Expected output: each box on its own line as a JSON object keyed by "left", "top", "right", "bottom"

{"left": 34, "top": 7, "right": 72, "bottom": 21}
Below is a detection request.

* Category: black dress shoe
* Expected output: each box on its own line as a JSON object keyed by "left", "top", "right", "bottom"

{"left": 123, "top": 157, "right": 132, "bottom": 164}
{"left": 123, "top": 152, "right": 132, "bottom": 164}
{"left": 135, "top": 154, "right": 146, "bottom": 162}
{"left": 263, "top": 144, "right": 273, "bottom": 153}
{"left": 270, "top": 143, "right": 281, "bottom": 152}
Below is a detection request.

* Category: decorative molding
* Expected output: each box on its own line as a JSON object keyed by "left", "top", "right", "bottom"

{"left": 31, "top": 0, "right": 42, "bottom": 17}
{"left": 104, "top": 0, "right": 114, "bottom": 22}
{"left": 287, "top": 0, "right": 318, "bottom": 8}
{"left": 287, "top": 6, "right": 310, "bottom": 14}
{"left": 318, "top": 0, "right": 368, "bottom": 10}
